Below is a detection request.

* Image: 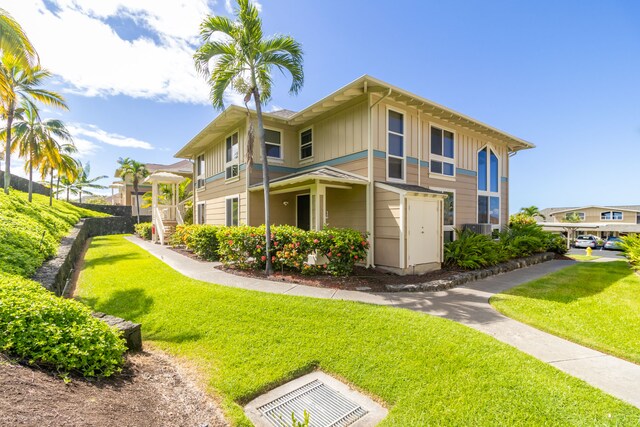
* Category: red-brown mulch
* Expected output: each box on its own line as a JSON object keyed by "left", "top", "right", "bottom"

{"left": 0, "top": 350, "right": 228, "bottom": 427}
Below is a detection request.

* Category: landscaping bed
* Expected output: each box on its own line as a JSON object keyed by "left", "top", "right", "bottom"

{"left": 0, "top": 350, "right": 227, "bottom": 427}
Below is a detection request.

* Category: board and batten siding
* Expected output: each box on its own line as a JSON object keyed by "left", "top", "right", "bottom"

{"left": 326, "top": 186, "right": 366, "bottom": 232}
{"left": 374, "top": 186, "right": 401, "bottom": 268}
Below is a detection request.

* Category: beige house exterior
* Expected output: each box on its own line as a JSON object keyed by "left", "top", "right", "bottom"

{"left": 110, "top": 160, "right": 193, "bottom": 214}
{"left": 538, "top": 205, "right": 640, "bottom": 237}
{"left": 175, "top": 75, "right": 533, "bottom": 274}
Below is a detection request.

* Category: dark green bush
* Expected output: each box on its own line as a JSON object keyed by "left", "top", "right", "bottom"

{"left": 171, "top": 224, "right": 222, "bottom": 260}
{"left": 444, "top": 228, "right": 502, "bottom": 269}
{"left": 134, "top": 222, "right": 152, "bottom": 240}
{"left": 621, "top": 234, "right": 640, "bottom": 269}
{"left": 545, "top": 233, "right": 568, "bottom": 254}
{"left": 498, "top": 223, "right": 547, "bottom": 258}
{"left": 0, "top": 273, "right": 126, "bottom": 377}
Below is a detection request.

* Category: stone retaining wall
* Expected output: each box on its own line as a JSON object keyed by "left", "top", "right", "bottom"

{"left": 72, "top": 202, "right": 132, "bottom": 217}
{"left": 0, "top": 170, "right": 51, "bottom": 196}
{"left": 385, "top": 252, "right": 557, "bottom": 292}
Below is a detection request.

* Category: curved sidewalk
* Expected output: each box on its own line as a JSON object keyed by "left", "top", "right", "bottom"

{"left": 126, "top": 236, "right": 640, "bottom": 409}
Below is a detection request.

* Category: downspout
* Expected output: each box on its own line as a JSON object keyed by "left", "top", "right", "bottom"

{"left": 192, "top": 155, "right": 197, "bottom": 224}
{"left": 417, "top": 110, "right": 422, "bottom": 187}
{"left": 366, "top": 87, "right": 392, "bottom": 268}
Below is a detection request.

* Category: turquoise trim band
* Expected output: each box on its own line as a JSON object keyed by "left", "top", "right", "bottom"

{"left": 253, "top": 150, "right": 369, "bottom": 173}
{"left": 373, "top": 150, "right": 386, "bottom": 159}
{"left": 419, "top": 160, "right": 429, "bottom": 168}
{"left": 205, "top": 163, "right": 246, "bottom": 183}
{"left": 456, "top": 168, "right": 477, "bottom": 177}
{"left": 407, "top": 157, "right": 419, "bottom": 165}
{"left": 501, "top": 176, "right": 508, "bottom": 183}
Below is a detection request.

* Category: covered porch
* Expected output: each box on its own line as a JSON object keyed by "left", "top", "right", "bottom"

{"left": 248, "top": 167, "right": 368, "bottom": 233}
{"left": 143, "top": 172, "right": 186, "bottom": 245}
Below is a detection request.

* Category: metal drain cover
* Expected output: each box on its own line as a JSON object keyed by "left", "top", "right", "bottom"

{"left": 245, "top": 372, "right": 387, "bottom": 427}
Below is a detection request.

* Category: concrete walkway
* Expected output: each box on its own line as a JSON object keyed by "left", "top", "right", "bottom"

{"left": 126, "top": 236, "right": 640, "bottom": 409}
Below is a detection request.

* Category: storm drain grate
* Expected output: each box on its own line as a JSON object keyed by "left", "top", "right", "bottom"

{"left": 257, "top": 379, "right": 368, "bottom": 427}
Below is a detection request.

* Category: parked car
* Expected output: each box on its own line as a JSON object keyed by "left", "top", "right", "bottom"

{"left": 603, "top": 236, "right": 623, "bottom": 251}
{"left": 574, "top": 235, "right": 599, "bottom": 248}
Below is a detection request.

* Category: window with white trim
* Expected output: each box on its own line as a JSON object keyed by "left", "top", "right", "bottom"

{"left": 430, "top": 126, "right": 455, "bottom": 176}
{"left": 225, "top": 132, "right": 239, "bottom": 180}
{"left": 196, "top": 154, "right": 205, "bottom": 189}
{"left": 443, "top": 190, "right": 455, "bottom": 242}
{"left": 225, "top": 196, "right": 239, "bottom": 226}
{"left": 196, "top": 202, "right": 206, "bottom": 224}
{"left": 477, "top": 146, "right": 500, "bottom": 226}
{"left": 387, "top": 109, "right": 404, "bottom": 180}
{"left": 265, "top": 129, "right": 282, "bottom": 159}
{"left": 565, "top": 212, "right": 585, "bottom": 221}
{"left": 300, "top": 128, "right": 313, "bottom": 160}
{"left": 601, "top": 211, "right": 623, "bottom": 221}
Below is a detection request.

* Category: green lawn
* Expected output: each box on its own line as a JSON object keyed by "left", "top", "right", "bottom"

{"left": 491, "top": 261, "right": 640, "bottom": 365}
{"left": 568, "top": 254, "right": 602, "bottom": 261}
{"left": 76, "top": 236, "right": 640, "bottom": 426}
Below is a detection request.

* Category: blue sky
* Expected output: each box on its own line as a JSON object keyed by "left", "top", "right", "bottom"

{"left": 6, "top": 0, "right": 640, "bottom": 211}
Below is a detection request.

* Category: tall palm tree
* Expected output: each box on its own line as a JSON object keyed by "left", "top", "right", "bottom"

{"left": 0, "top": 8, "right": 37, "bottom": 67}
{"left": 0, "top": 54, "right": 67, "bottom": 194}
{"left": 194, "top": 0, "right": 304, "bottom": 274}
{"left": 7, "top": 101, "right": 71, "bottom": 201}
{"left": 74, "top": 162, "right": 107, "bottom": 203}
{"left": 40, "top": 142, "right": 78, "bottom": 206}
{"left": 117, "top": 157, "right": 149, "bottom": 223}
{"left": 519, "top": 205, "right": 546, "bottom": 220}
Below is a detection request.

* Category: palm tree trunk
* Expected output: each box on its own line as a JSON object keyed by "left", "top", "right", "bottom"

{"left": 79, "top": 190, "right": 82, "bottom": 203}
{"left": 253, "top": 86, "right": 273, "bottom": 275}
{"left": 3, "top": 111, "right": 14, "bottom": 194}
{"left": 49, "top": 172, "right": 54, "bottom": 206}
{"left": 56, "top": 175, "right": 60, "bottom": 200}
{"left": 134, "top": 179, "right": 141, "bottom": 224}
{"left": 66, "top": 187, "right": 69, "bottom": 202}
{"left": 28, "top": 159, "right": 33, "bottom": 202}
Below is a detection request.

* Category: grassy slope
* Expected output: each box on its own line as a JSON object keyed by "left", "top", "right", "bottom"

{"left": 492, "top": 261, "right": 640, "bottom": 364}
{"left": 76, "top": 235, "right": 640, "bottom": 426}
{"left": 0, "top": 189, "right": 107, "bottom": 277}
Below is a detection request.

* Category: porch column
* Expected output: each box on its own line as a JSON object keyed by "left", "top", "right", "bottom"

{"left": 314, "top": 182, "right": 326, "bottom": 231}
{"left": 152, "top": 182, "right": 158, "bottom": 242}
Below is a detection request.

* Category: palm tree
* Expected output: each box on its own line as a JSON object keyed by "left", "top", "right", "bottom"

{"left": 0, "top": 8, "right": 37, "bottom": 67}
{"left": 519, "top": 205, "right": 545, "bottom": 220}
{"left": 0, "top": 54, "right": 67, "bottom": 194}
{"left": 6, "top": 101, "right": 71, "bottom": 201}
{"left": 117, "top": 157, "right": 149, "bottom": 223}
{"left": 75, "top": 162, "right": 107, "bottom": 203}
{"left": 40, "top": 142, "right": 78, "bottom": 206}
{"left": 194, "top": 0, "right": 304, "bottom": 274}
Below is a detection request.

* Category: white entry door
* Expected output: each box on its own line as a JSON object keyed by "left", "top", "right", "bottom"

{"left": 407, "top": 197, "right": 441, "bottom": 266}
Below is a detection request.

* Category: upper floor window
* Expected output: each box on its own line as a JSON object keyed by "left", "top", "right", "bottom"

{"left": 300, "top": 128, "right": 313, "bottom": 160}
{"left": 225, "top": 132, "right": 239, "bottom": 180}
{"left": 387, "top": 109, "right": 404, "bottom": 181}
{"left": 196, "top": 154, "right": 205, "bottom": 189}
{"left": 225, "top": 196, "right": 239, "bottom": 226}
{"left": 265, "top": 129, "right": 282, "bottom": 159}
{"left": 565, "top": 212, "right": 585, "bottom": 221}
{"left": 601, "top": 211, "right": 623, "bottom": 221}
{"left": 477, "top": 146, "right": 500, "bottom": 226}
{"left": 430, "top": 126, "right": 455, "bottom": 176}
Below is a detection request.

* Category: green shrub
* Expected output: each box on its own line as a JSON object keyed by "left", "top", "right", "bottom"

{"left": 171, "top": 224, "right": 222, "bottom": 260}
{"left": 498, "top": 223, "right": 548, "bottom": 258}
{"left": 545, "top": 233, "right": 568, "bottom": 254}
{"left": 216, "top": 225, "right": 369, "bottom": 276}
{"left": 444, "top": 229, "right": 502, "bottom": 269}
{"left": 0, "top": 273, "right": 126, "bottom": 377}
{"left": 621, "top": 234, "right": 640, "bottom": 269}
{"left": 0, "top": 189, "right": 107, "bottom": 277}
{"left": 134, "top": 222, "right": 152, "bottom": 240}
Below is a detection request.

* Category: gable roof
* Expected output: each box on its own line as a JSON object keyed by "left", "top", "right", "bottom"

{"left": 114, "top": 159, "right": 192, "bottom": 179}
{"left": 249, "top": 166, "right": 368, "bottom": 190}
{"left": 544, "top": 205, "right": 640, "bottom": 216}
{"left": 175, "top": 75, "right": 534, "bottom": 159}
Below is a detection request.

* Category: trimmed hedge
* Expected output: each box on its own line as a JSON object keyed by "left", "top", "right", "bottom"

{"left": 0, "top": 273, "right": 126, "bottom": 377}
{"left": 171, "top": 224, "right": 222, "bottom": 261}
{"left": 134, "top": 222, "right": 152, "bottom": 240}
{"left": 0, "top": 189, "right": 107, "bottom": 277}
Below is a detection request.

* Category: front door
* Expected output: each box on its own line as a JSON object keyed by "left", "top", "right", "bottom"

{"left": 407, "top": 197, "right": 441, "bottom": 266}
{"left": 297, "top": 194, "right": 311, "bottom": 230}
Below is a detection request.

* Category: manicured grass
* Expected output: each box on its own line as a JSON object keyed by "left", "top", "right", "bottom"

{"left": 76, "top": 236, "right": 640, "bottom": 426}
{"left": 568, "top": 254, "right": 602, "bottom": 261}
{"left": 492, "top": 261, "right": 640, "bottom": 364}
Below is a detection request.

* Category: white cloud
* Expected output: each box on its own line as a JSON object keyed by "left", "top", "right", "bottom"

{"left": 68, "top": 123, "right": 154, "bottom": 151}
{"left": 9, "top": 0, "right": 217, "bottom": 104}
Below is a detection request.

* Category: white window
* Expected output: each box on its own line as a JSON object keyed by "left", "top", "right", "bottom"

{"left": 196, "top": 202, "right": 206, "bottom": 224}
{"left": 196, "top": 154, "right": 205, "bottom": 189}
{"left": 430, "top": 126, "right": 455, "bottom": 176}
{"left": 265, "top": 129, "right": 282, "bottom": 159}
{"left": 225, "top": 132, "right": 239, "bottom": 180}
{"left": 477, "top": 146, "right": 500, "bottom": 227}
{"left": 387, "top": 109, "right": 405, "bottom": 181}
{"left": 433, "top": 188, "right": 455, "bottom": 242}
{"left": 300, "top": 127, "right": 313, "bottom": 160}
{"left": 601, "top": 211, "right": 623, "bottom": 221}
{"left": 225, "top": 196, "right": 239, "bottom": 226}
{"left": 565, "top": 212, "right": 585, "bottom": 221}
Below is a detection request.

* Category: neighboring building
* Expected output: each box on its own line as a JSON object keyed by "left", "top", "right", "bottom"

{"left": 538, "top": 205, "right": 640, "bottom": 238}
{"left": 110, "top": 160, "right": 193, "bottom": 214}
{"left": 175, "top": 75, "right": 533, "bottom": 274}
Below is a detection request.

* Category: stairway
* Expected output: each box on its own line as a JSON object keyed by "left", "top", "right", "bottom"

{"left": 162, "top": 220, "right": 178, "bottom": 243}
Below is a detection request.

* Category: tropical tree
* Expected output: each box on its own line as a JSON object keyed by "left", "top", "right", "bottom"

{"left": 194, "top": 0, "right": 304, "bottom": 274}
{"left": 562, "top": 212, "right": 583, "bottom": 223}
{"left": 117, "top": 157, "right": 149, "bottom": 223}
{"left": 40, "top": 142, "right": 78, "bottom": 206}
{"left": 57, "top": 161, "right": 106, "bottom": 203}
{"left": 0, "top": 8, "right": 37, "bottom": 67}
{"left": 0, "top": 54, "right": 67, "bottom": 194}
{"left": 519, "top": 205, "right": 545, "bottom": 220}
{"left": 5, "top": 101, "right": 71, "bottom": 201}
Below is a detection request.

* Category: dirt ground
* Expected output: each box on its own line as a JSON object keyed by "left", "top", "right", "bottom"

{"left": 0, "top": 350, "right": 228, "bottom": 427}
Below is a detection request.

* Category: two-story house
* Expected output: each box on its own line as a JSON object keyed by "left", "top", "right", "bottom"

{"left": 538, "top": 205, "right": 640, "bottom": 238}
{"left": 175, "top": 76, "right": 533, "bottom": 274}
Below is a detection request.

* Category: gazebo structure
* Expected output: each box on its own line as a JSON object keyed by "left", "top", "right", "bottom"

{"left": 109, "top": 181, "right": 125, "bottom": 206}
{"left": 143, "top": 172, "right": 186, "bottom": 245}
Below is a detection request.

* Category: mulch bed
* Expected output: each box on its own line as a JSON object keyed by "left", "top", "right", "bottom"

{"left": 0, "top": 350, "right": 227, "bottom": 427}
